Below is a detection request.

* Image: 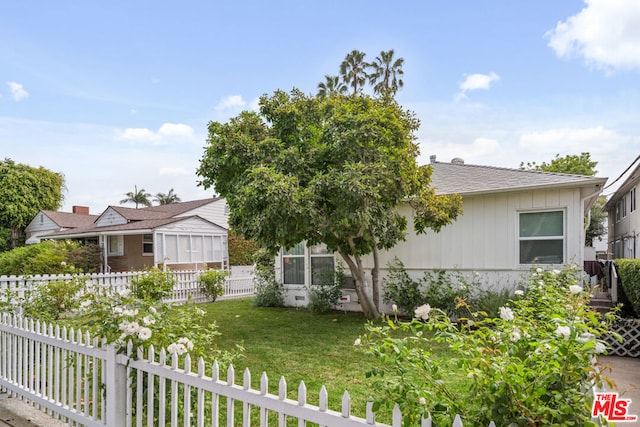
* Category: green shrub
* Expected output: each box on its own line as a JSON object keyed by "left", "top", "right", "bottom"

{"left": 130, "top": 267, "right": 176, "bottom": 303}
{"left": 307, "top": 267, "right": 345, "bottom": 314}
{"left": 228, "top": 233, "right": 261, "bottom": 266}
{"left": 382, "top": 258, "right": 474, "bottom": 318}
{"left": 21, "top": 276, "right": 87, "bottom": 322}
{"left": 382, "top": 258, "right": 423, "bottom": 314}
{"left": 362, "top": 265, "right": 619, "bottom": 426}
{"left": 614, "top": 259, "right": 640, "bottom": 317}
{"left": 0, "top": 240, "right": 100, "bottom": 275}
{"left": 199, "top": 269, "right": 228, "bottom": 301}
{"left": 252, "top": 248, "right": 285, "bottom": 307}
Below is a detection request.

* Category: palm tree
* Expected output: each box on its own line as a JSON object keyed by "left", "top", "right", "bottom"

{"left": 340, "top": 50, "right": 368, "bottom": 95}
{"left": 317, "top": 75, "right": 348, "bottom": 98}
{"left": 154, "top": 188, "right": 181, "bottom": 205}
{"left": 120, "top": 185, "right": 152, "bottom": 209}
{"left": 369, "top": 49, "right": 404, "bottom": 97}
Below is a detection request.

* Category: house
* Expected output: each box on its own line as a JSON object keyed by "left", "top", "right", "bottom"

{"left": 24, "top": 206, "right": 99, "bottom": 244}
{"left": 26, "top": 198, "right": 230, "bottom": 272}
{"left": 275, "top": 156, "right": 607, "bottom": 310}
{"left": 604, "top": 158, "right": 640, "bottom": 259}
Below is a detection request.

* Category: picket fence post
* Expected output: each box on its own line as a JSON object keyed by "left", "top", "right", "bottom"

{"left": 104, "top": 344, "right": 127, "bottom": 427}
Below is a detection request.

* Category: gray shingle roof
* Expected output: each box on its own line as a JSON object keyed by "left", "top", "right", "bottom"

{"left": 429, "top": 160, "right": 607, "bottom": 195}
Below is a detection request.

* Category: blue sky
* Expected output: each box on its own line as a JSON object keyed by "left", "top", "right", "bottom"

{"left": 2, "top": 0, "right": 640, "bottom": 214}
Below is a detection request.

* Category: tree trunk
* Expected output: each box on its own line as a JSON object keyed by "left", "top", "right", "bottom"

{"left": 370, "top": 229, "right": 380, "bottom": 311}
{"left": 10, "top": 226, "right": 20, "bottom": 249}
{"left": 338, "top": 250, "right": 380, "bottom": 319}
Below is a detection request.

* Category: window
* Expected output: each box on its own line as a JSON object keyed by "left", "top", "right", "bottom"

{"left": 310, "top": 243, "right": 335, "bottom": 285}
{"left": 108, "top": 235, "right": 124, "bottom": 256}
{"left": 143, "top": 234, "right": 153, "bottom": 255}
{"left": 519, "top": 210, "right": 564, "bottom": 264}
{"left": 631, "top": 188, "right": 637, "bottom": 213}
{"left": 283, "top": 242, "right": 305, "bottom": 285}
{"left": 622, "top": 196, "right": 627, "bottom": 218}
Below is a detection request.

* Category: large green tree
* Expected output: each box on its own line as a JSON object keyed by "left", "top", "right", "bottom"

{"left": 120, "top": 185, "right": 152, "bottom": 208}
{"left": 0, "top": 158, "right": 65, "bottom": 249}
{"left": 197, "top": 90, "right": 462, "bottom": 319}
{"left": 520, "top": 152, "right": 605, "bottom": 246}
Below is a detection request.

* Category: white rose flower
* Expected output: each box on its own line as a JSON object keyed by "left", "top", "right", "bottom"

{"left": 419, "top": 397, "right": 426, "bottom": 405}
{"left": 499, "top": 306, "right": 515, "bottom": 321}
{"left": 536, "top": 268, "right": 543, "bottom": 273}
{"left": 511, "top": 329, "right": 522, "bottom": 342}
{"left": 353, "top": 338, "right": 361, "bottom": 346}
{"left": 595, "top": 342, "right": 607, "bottom": 354}
{"left": 142, "top": 316, "right": 155, "bottom": 326}
{"left": 555, "top": 325, "right": 571, "bottom": 340}
{"left": 149, "top": 306, "right": 157, "bottom": 314}
{"left": 137, "top": 327, "right": 152, "bottom": 341}
{"left": 118, "top": 320, "right": 129, "bottom": 331}
{"left": 514, "top": 290, "right": 524, "bottom": 296}
{"left": 414, "top": 304, "right": 432, "bottom": 320}
{"left": 114, "top": 307, "right": 124, "bottom": 315}
{"left": 178, "top": 337, "right": 194, "bottom": 350}
{"left": 391, "top": 304, "right": 398, "bottom": 313}
{"left": 125, "top": 321, "right": 140, "bottom": 335}
{"left": 569, "top": 285, "right": 582, "bottom": 294}
{"left": 553, "top": 269, "right": 561, "bottom": 275}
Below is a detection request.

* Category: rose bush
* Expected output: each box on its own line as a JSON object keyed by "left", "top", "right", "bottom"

{"left": 360, "top": 265, "right": 620, "bottom": 426}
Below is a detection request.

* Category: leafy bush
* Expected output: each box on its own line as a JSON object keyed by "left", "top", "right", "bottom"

{"left": 130, "top": 267, "right": 176, "bottom": 303}
{"left": 228, "top": 233, "right": 261, "bottom": 266}
{"left": 307, "top": 267, "right": 345, "bottom": 314}
{"left": 361, "top": 265, "right": 619, "bottom": 426}
{"left": 0, "top": 240, "right": 101, "bottom": 275}
{"left": 383, "top": 258, "right": 473, "bottom": 318}
{"left": 252, "top": 248, "right": 285, "bottom": 307}
{"left": 614, "top": 259, "right": 640, "bottom": 317}
{"left": 21, "top": 276, "right": 87, "bottom": 322}
{"left": 199, "top": 269, "right": 228, "bottom": 301}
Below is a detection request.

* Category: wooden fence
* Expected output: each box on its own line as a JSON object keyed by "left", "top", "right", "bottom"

{"left": 0, "top": 313, "right": 499, "bottom": 427}
{"left": 0, "top": 269, "right": 256, "bottom": 304}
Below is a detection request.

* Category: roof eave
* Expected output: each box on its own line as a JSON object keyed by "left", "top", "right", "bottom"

{"left": 436, "top": 179, "right": 607, "bottom": 197}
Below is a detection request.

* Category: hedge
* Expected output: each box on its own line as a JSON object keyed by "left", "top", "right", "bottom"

{"left": 614, "top": 258, "right": 640, "bottom": 317}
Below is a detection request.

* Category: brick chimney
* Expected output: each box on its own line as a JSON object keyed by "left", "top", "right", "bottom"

{"left": 72, "top": 206, "right": 90, "bottom": 215}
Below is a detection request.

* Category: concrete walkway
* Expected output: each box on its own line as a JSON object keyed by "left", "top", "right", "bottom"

{"left": 598, "top": 356, "right": 640, "bottom": 426}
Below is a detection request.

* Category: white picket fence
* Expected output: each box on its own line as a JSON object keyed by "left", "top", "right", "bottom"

{"left": 0, "top": 313, "right": 495, "bottom": 427}
{"left": 0, "top": 269, "right": 256, "bottom": 304}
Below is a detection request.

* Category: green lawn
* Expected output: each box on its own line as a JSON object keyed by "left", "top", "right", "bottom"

{"left": 199, "top": 298, "right": 448, "bottom": 420}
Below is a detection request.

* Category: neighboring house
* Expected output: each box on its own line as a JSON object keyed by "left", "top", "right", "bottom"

{"left": 26, "top": 198, "right": 230, "bottom": 273}
{"left": 276, "top": 156, "right": 607, "bottom": 310}
{"left": 604, "top": 159, "right": 640, "bottom": 259}
{"left": 24, "top": 206, "right": 99, "bottom": 244}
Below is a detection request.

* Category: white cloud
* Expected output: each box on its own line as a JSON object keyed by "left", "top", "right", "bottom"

{"left": 456, "top": 72, "right": 500, "bottom": 101}
{"left": 249, "top": 97, "right": 260, "bottom": 112}
{"left": 116, "top": 122, "right": 195, "bottom": 145}
{"left": 6, "top": 81, "right": 29, "bottom": 101}
{"left": 546, "top": 0, "right": 640, "bottom": 72}
{"left": 214, "top": 95, "right": 246, "bottom": 111}
{"left": 158, "top": 123, "right": 194, "bottom": 138}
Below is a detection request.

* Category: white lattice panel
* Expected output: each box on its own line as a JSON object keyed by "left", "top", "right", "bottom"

{"left": 604, "top": 319, "right": 640, "bottom": 358}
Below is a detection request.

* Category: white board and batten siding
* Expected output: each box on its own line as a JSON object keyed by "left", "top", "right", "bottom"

{"left": 24, "top": 216, "right": 56, "bottom": 240}
{"left": 95, "top": 207, "right": 128, "bottom": 227}
{"left": 176, "top": 198, "right": 229, "bottom": 229}
{"left": 363, "top": 188, "right": 586, "bottom": 289}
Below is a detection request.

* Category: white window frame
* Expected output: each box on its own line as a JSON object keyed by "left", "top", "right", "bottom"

{"left": 143, "top": 234, "right": 153, "bottom": 256}
{"left": 282, "top": 242, "right": 306, "bottom": 285}
{"left": 107, "top": 235, "right": 124, "bottom": 256}
{"left": 518, "top": 209, "right": 565, "bottom": 265}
